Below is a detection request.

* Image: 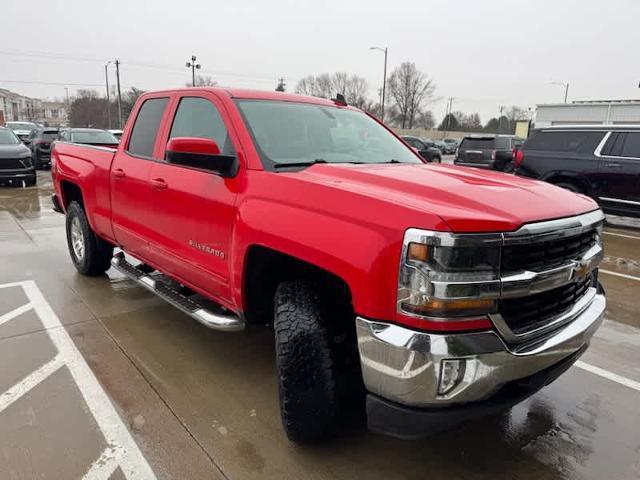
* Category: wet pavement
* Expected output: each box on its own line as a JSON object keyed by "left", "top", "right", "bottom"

{"left": 0, "top": 171, "right": 639, "bottom": 480}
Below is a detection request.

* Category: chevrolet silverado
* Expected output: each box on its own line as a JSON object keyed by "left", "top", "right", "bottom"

{"left": 51, "top": 88, "right": 606, "bottom": 442}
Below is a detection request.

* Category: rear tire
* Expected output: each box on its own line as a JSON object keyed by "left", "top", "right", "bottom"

{"left": 66, "top": 201, "right": 114, "bottom": 276}
{"left": 274, "top": 280, "right": 340, "bottom": 443}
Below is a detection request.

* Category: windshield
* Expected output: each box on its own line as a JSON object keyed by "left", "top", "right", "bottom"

{"left": 70, "top": 130, "right": 118, "bottom": 144}
{"left": 236, "top": 100, "right": 421, "bottom": 167}
{"left": 7, "top": 122, "right": 35, "bottom": 131}
{"left": 0, "top": 129, "right": 21, "bottom": 145}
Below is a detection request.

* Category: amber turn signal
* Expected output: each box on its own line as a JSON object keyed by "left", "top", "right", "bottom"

{"left": 407, "top": 242, "right": 430, "bottom": 262}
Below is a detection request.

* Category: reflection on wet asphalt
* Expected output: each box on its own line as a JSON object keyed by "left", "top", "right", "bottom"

{"left": 0, "top": 171, "right": 639, "bottom": 479}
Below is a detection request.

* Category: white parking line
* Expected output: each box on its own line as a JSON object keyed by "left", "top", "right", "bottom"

{"left": 0, "top": 281, "right": 157, "bottom": 480}
{"left": 0, "top": 355, "right": 63, "bottom": 412}
{"left": 0, "top": 303, "right": 32, "bottom": 327}
{"left": 575, "top": 361, "right": 640, "bottom": 392}
{"left": 604, "top": 231, "right": 640, "bottom": 241}
{"left": 600, "top": 269, "right": 640, "bottom": 282}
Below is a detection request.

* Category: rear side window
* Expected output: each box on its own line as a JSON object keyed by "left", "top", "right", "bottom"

{"left": 169, "top": 97, "right": 233, "bottom": 154}
{"left": 460, "top": 138, "right": 495, "bottom": 150}
{"left": 127, "top": 98, "right": 169, "bottom": 158}
{"left": 524, "top": 131, "right": 604, "bottom": 153}
{"left": 620, "top": 132, "right": 640, "bottom": 158}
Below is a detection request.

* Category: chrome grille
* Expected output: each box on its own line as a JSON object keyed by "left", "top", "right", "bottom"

{"left": 498, "top": 272, "right": 595, "bottom": 335}
{"left": 501, "top": 229, "right": 598, "bottom": 273}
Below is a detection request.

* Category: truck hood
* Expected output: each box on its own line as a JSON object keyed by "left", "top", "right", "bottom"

{"left": 291, "top": 163, "right": 599, "bottom": 232}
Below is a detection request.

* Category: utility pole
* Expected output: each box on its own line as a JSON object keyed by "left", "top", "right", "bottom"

{"left": 105, "top": 61, "right": 112, "bottom": 129}
{"left": 498, "top": 106, "right": 505, "bottom": 133}
{"left": 186, "top": 55, "right": 201, "bottom": 87}
{"left": 369, "top": 46, "right": 388, "bottom": 122}
{"left": 275, "top": 77, "right": 286, "bottom": 92}
{"left": 114, "top": 59, "right": 123, "bottom": 128}
{"left": 445, "top": 97, "right": 454, "bottom": 132}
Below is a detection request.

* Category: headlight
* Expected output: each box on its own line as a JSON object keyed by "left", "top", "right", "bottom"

{"left": 21, "top": 156, "right": 33, "bottom": 167}
{"left": 398, "top": 229, "right": 501, "bottom": 319}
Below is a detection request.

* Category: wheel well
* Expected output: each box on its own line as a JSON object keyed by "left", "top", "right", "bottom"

{"left": 243, "top": 245, "right": 353, "bottom": 325}
{"left": 545, "top": 174, "right": 588, "bottom": 194}
{"left": 60, "top": 181, "right": 83, "bottom": 209}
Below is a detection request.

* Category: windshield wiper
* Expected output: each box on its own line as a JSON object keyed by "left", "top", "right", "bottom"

{"left": 274, "top": 159, "right": 328, "bottom": 169}
{"left": 274, "top": 159, "right": 365, "bottom": 169}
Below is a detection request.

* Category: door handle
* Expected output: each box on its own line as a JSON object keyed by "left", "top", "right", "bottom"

{"left": 605, "top": 162, "right": 622, "bottom": 168}
{"left": 112, "top": 168, "right": 125, "bottom": 178}
{"left": 150, "top": 178, "right": 168, "bottom": 190}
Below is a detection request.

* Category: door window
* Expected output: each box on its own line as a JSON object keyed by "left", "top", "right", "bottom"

{"left": 127, "top": 97, "right": 169, "bottom": 158}
{"left": 169, "top": 97, "right": 234, "bottom": 155}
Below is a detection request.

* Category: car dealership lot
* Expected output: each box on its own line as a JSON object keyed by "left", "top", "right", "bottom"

{"left": 0, "top": 171, "right": 639, "bottom": 480}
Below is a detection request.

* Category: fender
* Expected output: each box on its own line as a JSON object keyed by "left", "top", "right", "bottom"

{"left": 230, "top": 198, "right": 403, "bottom": 321}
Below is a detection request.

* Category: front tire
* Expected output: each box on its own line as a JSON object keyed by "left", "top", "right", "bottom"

{"left": 274, "top": 281, "right": 340, "bottom": 443}
{"left": 66, "top": 201, "right": 114, "bottom": 276}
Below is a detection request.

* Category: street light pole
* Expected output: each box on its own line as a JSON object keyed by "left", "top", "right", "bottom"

{"left": 186, "top": 55, "right": 201, "bottom": 87}
{"left": 370, "top": 46, "right": 388, "bottom": 122}
{"left": 551, "top": 81, "right": 569, "bottom": 103}
{"left": 104, "top": 61, "right": 112, "bottom": 129}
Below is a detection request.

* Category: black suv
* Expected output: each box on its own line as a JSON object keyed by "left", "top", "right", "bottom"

{"left": 515, "top": 125, "right": 640, "bottom": 218}
{"left": 454, "top": 135, "right": 523, "bottom": 171}
{"left": 25, "top": 128, "right": 59, "bottom": 169}
{"left": 401, "top": 136, "right": 442, "bottom": 163}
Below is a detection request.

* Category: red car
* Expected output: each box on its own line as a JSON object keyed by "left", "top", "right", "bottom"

{"left": 52, "top": 87, "right": 606, "bottom": 442}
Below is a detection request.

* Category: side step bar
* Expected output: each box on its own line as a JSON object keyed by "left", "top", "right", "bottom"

{"left": 111, "top": 252, "right": 245, "bottom": 332}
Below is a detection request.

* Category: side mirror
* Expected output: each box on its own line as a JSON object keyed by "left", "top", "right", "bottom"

{"left": 165, "top": 137, "right": 239, "bottom": 178}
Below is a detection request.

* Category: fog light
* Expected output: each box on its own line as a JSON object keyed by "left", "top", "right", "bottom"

{"left": 438, "top": 359, "right": 466, "bottom": 395}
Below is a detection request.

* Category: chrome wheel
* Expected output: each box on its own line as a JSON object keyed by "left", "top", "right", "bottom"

{"left": 70, "top": 216, "right": 85, "bottom": 260}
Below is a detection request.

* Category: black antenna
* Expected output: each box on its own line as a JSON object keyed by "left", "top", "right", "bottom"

{"left": 332, "top": 93, "right": 347, "bottom": 106}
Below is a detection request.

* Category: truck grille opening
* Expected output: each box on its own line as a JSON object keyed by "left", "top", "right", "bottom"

{"left": 497, "top": 272, "right": 595, "bottom": 335}
{"left": 0, "top": 158, "right": 29, "bottom": 170}
{"left": 501, "top": 229, "right": 598, "bottom": 273}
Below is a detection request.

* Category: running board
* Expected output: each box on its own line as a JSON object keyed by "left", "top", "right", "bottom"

{"left": 111, "top": 252, "right": 245, "bottom": 332}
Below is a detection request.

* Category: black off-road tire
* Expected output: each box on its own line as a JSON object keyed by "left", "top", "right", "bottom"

{"left": 66, "top": 201, "right": 113, "bottom": 276}
{"left": 274, "top": 280, "right": 341, "bottom": 443}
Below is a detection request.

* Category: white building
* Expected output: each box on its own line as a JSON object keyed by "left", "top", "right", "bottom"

{"left": 0, "top": 88, "right": 42, "bottom": 124}
{"left": 534, "top": 99, "right": 640, "bottom": 128}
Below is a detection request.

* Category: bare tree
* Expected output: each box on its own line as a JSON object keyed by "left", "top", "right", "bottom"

{"left": 186, "top": 75, "right": 217, "bottom": 87}
{"left": 295, "top": 72, "right": 369, "bottom": 107}
{"left": 416, "top": 110, "right": 436, "bottom": 129}
{"left": 69, "top": 90, "right": 107, "bottom": 127}
{"left": 387, "top": 62, "right": 436, "bottom": 129}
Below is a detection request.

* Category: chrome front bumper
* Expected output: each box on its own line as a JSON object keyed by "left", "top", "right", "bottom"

{"left": 356, "top": 292, "right": 605, "bottom": 407}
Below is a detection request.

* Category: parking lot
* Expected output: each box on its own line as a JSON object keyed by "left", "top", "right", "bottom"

{"left": 0, "top": 170, "right": 639, "bottom": 480}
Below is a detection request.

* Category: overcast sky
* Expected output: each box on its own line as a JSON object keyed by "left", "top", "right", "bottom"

{"left": 2, "top": 0, "right": 639, "bottom": 123}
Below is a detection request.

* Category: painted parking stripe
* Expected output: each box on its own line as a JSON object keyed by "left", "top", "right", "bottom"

{"left": 0, "top": 355, "right": 63, "bottom": 412}
{"left": 603, "top": 231, "right": 640, "bottom": 241}
{"left": 600, "top": 269, "right": 640, "bottom": 282}
{"left": 575, "top": 361, "right": 640, "bottom": 392}
{"left": 0, "top": 303, "right": 32, "bottom": 327}
{"left": 0, "top": 281, "right": 157, "bottom": 480}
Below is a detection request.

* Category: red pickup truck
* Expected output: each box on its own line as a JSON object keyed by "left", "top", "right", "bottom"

{"left": 52, "top": 88, "right": 606, "bottom": 442}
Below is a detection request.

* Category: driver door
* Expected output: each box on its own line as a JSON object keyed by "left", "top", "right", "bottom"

{"left": 145, "top": 93, "right": 240, "bottom": 303}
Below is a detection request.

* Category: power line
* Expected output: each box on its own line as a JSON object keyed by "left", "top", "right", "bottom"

{"left": 0, "top": 79, "right": 104, "bottom": 87}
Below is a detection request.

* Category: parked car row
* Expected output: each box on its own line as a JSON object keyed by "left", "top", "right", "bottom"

{"left": 0, "top": 126, "right": 121, "bottom": 186}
